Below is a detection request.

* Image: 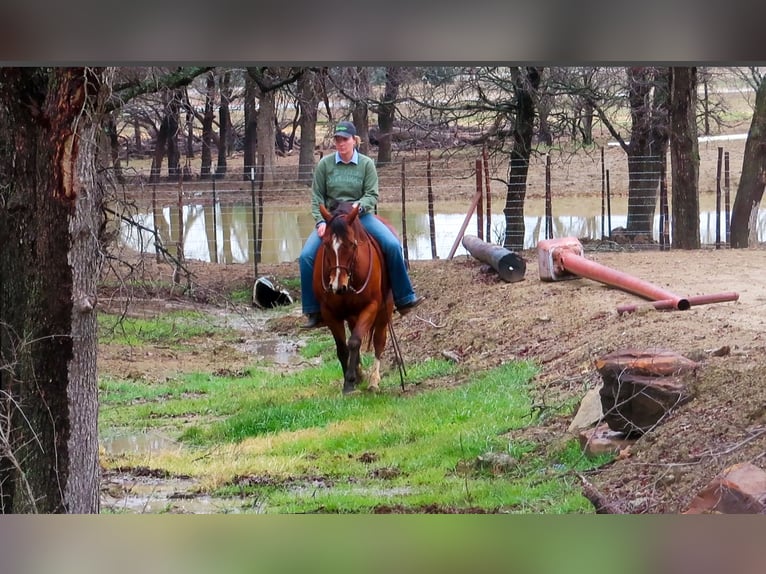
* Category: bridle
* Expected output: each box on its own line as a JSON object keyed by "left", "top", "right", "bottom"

{"left": 320, "top": 214, "right": 374, "bottom": 295}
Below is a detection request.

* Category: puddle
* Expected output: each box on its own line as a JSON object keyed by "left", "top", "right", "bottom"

{"left": 101, "top": 473, "right": 258, "bottom": 514}
{"left": 101, "top": 431, "right": 180, "bottom": 456}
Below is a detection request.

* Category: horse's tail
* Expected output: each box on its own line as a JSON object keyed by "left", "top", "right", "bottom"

{"left": 364, "top": 234, "right": 393, "bottom": 353}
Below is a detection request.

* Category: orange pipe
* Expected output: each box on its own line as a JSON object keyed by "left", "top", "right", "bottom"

{"left": 558, "top": 251, "right": 690, "bottom": 310}
{"left": 616, "top": 291, "right": 739, "bottom": 314}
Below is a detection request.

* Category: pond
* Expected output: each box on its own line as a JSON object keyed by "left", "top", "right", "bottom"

{"left": 118, "top": 192, "right": 766, "bottom": 265}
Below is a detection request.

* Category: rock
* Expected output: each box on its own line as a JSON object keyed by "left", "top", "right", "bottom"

{"left": 684, "top": 462, "right": 766, "bottom": 514}
{"left": 579, "top": 423, "right": 635, "bottom": 457}
{"left": 596, "top": 349, "right": 697, "bottom": 436}
{"left": 475, "top": 452, "right": 516, "bottom": 473}
{"left": 567, "top": 387, "right": 604, "bottom": 433}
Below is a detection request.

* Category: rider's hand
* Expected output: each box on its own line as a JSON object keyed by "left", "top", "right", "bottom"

{"left": 316, "top": 222, "right": 327, "bottom": 237}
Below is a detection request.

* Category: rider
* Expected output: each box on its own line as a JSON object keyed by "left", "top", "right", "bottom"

{"left": 299, "top": 121, "right": 424, "bottom": 329}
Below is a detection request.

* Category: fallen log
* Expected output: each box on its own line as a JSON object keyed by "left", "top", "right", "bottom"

{"left": 461, "top": 235, "right": 526, "bottom": 283}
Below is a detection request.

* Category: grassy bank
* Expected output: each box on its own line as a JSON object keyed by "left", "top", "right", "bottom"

{"left": 99, "top": 311, "right": 611, "bottom": 513}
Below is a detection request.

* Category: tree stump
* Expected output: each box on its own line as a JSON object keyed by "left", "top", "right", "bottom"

{"left": 595, "top": 349, "right": 698, "bottom": 436}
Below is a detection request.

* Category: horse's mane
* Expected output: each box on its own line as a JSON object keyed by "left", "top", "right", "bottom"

{"left": 326, "top": 201, "right": 364, "bottom": 243}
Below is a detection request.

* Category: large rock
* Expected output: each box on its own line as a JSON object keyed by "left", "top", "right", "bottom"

{"left": 684, "top": 462, "right": 766, "bottom": 514}
{"left": 596, "top": 349, "right": 697, "bottom": 436}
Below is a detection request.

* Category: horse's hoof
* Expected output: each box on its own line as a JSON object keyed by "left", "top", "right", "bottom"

{"left": 342, "top": 385, "right": 359, "bottom": 396}
{"left": 365, "top": 385, "right": 380, "bottom": 394}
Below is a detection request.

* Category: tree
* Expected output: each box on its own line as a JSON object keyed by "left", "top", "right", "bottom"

{"left": 296, "top": 68, "right": 322, "bottom": 185}
{"left": 0, "top": 65, "right": 209, "bottom": 513}
{"left": 0, "top": 67, "right": 108, "bottom": 512}
{"left": 669, "top": 67, "right": 700, "bottom": 249}
{"left": 246, "top": 67, "right": 304, "bottom": 186}
{"left": 730, "top": 73, "right": 766, "bottom": 248}
{"left": 376, "top": 67, "right": 402, "bottom": 166}
{"left": 593, "top": 67, "right": 670, "bottom": 235}
{"left": 503, "top": 67, "right": 543, "bottom": 251}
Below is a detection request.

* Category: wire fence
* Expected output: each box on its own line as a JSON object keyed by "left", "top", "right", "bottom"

{"left": 111, "top": 143, "right": 764, "bottom": 275}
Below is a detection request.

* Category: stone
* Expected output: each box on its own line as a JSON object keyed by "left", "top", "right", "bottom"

{"left": 579, "top": 423, "right": 635, "bottom": 458}
{"left": 684, "top": 462, "right": 766, "bottom": 514}
{"left": 596, "top": 349, "right": 697, "bottom": 435}
{"left": 568, "top": 387, "right": 604, "bottom": 433}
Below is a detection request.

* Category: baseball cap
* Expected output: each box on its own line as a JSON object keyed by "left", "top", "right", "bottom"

{"left": 334, "top": 121, "right": 357, "bottom": 138}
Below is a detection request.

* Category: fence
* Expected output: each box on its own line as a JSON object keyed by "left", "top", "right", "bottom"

{"left": 112, "top": 141, "right": 762, "bottom": 276}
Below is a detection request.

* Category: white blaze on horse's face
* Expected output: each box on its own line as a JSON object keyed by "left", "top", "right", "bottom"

{"left": 330, "top": 235, "right": 344, "bottom": 292}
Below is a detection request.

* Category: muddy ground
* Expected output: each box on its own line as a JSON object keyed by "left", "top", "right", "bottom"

{"left": 99, "top": 134, "right": 766, "bottom": 513}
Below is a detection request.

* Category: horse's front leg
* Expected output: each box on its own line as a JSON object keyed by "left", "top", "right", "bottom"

{"left": 324, "top": 317, "right": 350, "bottom": 381}
{"left": 344, "top": 331, "right": 362, "bottom": 395}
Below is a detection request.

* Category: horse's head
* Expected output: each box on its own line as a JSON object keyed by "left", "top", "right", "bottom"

{"left": 319, "top": 202, "right": 362, "bottom": 294}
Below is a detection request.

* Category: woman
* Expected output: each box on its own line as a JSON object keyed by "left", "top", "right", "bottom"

{"left": 299, "top": 121, "right": 424, "bottom": 328}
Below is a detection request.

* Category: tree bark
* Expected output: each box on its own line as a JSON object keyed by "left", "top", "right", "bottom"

{"left": 377, "top": 67, "right": 401, "bottom": 167}
{"left": 350, "top": 67, "right": 370, "bottom": 156}
{"left": 297, "top": 68, "right": 320, "bottom": 185}
{"left": 624, "top": 67, "right": 670, "bottom": 234}
{"left": 503, "top": 67, "right": 542, "bottom": 251}
{"left": 0, "top": 67, "right": 105, "bottom": 513}
{"left": 215, "top": 71, "right": 231, "bottom": 179}
{"left": 243, "top": 73, "right": 257, "bottom": 181}
{"left": 669, "top": 67, "right": 700, "bottom": 249}
{"left": 200, "top": 72, "right": 215, "bottom": 179}
{"left": 730, "top": 76, "right": 766, "bottom": 248}
{"left": 255, "top": 89, "right": 276, "bottom": 186}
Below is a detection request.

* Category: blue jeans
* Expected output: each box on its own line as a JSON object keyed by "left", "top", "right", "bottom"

{"left": 299, "top": 213, "right": 418, "bottom": 314}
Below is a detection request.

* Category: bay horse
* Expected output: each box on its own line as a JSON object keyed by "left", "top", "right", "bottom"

{"left": 313, "top": 201, "right": 395, "bottom": 395}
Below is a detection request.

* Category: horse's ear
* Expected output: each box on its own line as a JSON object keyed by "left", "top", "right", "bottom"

{"left": 348, "top": 202, "right": 360, "bottom": 224}
{"left": 319, "top": 204, "right": 332, "bottom": 222}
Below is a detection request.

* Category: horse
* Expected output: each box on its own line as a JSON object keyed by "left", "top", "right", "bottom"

{"left": 312, "top": 201, "right": 395, "bottom": 395}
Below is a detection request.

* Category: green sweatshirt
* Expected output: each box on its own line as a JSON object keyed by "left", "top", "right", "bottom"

{"left": 310, "top": 152, "right": 379, "bottom": 225}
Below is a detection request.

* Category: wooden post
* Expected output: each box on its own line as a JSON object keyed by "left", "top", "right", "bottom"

{"left": 659, "top": 156, "right": 667, "bottom": 251}
{"left": 152, "top": 183, "right": 161, "bottom": 263}
{"left": 483, "top": 146, "right": 492, "bottom": 242}
{"left": 427, "top": 151, "right": 437, "bottom": 259}
{"left": 250, "top": 166, "right": 258, "bottom": 276}
{"left": 716, "top": 147, "right": 723, "bottom": 249}
{"left": 175, "top": 172, "right": 185, "bottom": 284}
{"left": 258, "top": 157, "right": 265, "bottom": 264}
{"left": 545, "top": 154, "right": 552, "bottom": 240}
{"left": 211, "top": 176, "right": 218, "bottom": 263}
{"left": 600, "top": 147, "right": 605, "bottom": 239}
{"left": 475, "top": 159, "right": 484, "bottom": 240}
{"left": 606, "top": 169, "right": 612, "bottom": 239}
{"left": 724, "top": 150, "right": 731, "bottom": 246}
{"left": 447, "top": 184, "right": 484, "bottom": 260}
{"left": 401, "top": 158, "right": 409, "bottom": 267}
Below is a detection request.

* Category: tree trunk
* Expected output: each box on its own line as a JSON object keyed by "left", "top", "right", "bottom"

{"left": 503, "top": 67, "right": 542, "bottom": 251}
{"left": 730, "top": 76, "right": 766, "bottom": 248}
{"left": 624, "top": 67, "right": 670, "bottom": 234}
{"left": 243, "top": 73, "right": 257, "bottom": 181}
{"left": 216, "top": 71, "right": 231, "bottom": 179}
{"left": 0, "top": 67, "right": 105, "bottom": 513}
{"left": 200, "top": 72, "right": 215, "bottom": 179}
{"left": 255, "top": 89, "right": 276, "bottom": 186}
{"left": 166, "top": 93, "right": 181, "bottom": 181}
{"left": 669, "top": 67, "right": 700, "bottom": 249}
{"left": 351, "top": 67, "right": 370, "bottom": 156}
{"left": 297, "top": 68, "right": 319, "bottom": 185}
{"left": 377, "top": 67, "right": 401, "bottom": 167}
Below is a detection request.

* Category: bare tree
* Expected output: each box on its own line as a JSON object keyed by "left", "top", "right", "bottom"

{"left": 376, "top": 67, "right": 402, "bottom": 166}
{"left": 296, "top": 68, "right": 322, "bottom": 185}
{"left": 669, "top": 66, "right": 700, "bottom": 249}
{"left": 730, "top": 73, "right": 766, "bottom": 248}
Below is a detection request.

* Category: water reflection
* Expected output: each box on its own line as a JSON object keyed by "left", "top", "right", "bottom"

{"left": 119, "top": 193, "right": 766, "bottom": 265}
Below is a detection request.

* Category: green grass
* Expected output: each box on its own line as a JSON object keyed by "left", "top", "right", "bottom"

{"left": 100, "top": 355, "right": 611, "bottom": 514}
{"left": 98, "top": 310, "right": 222, "bottom": 347}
